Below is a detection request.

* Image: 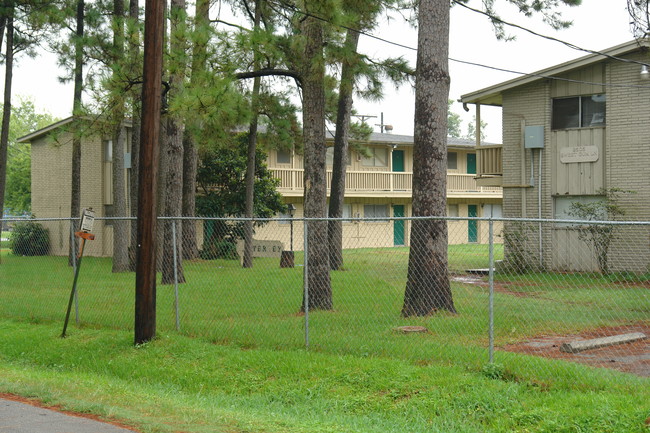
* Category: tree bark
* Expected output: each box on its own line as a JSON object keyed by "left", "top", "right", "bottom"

{"left": 111, "top": 0, "right": 129, "bottom": 272}
{"left": 128, "top": 0, "right": 141, "bottom": 270}
{"left": 300, "top": 14, "right": 331, "bottom": 311}
{"left": 328, "top": 28, "right": 359, "bottom": 271}
{"left": 161, "top": 0, "right": 186, "bottom": 285}
{"left": 402, "top": 0, "right": 456, "bottom": 316}
{"left": 243, "top": 0, "right": 263, "bottom": 269}
{"left": 112, "top": 125, "right": 129, "bottom": 271}
{"left": 69, "top": 0, "right": 84, "bottom": 266}
{"left": 180, "top": 0, "right": 208, "bottom": 261}
{"left": 181, "top": 132, "right": 198, "bottom": 259}
{"left": 0, "top": 11, "right": 13, "bottom": 266}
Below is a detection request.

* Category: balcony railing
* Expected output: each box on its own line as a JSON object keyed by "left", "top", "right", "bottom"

{"left": 477, "top": 145, "right": 503, "bottom": 176}
{"left": 270, "top": 168, "right": 502, "bottom": 195}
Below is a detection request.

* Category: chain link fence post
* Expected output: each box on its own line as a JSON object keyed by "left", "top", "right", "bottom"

{"left": 172, "top": 220, "right": 180, "bottom": 332}
{"left": 303, "top": 218, "right": 309, "bottom": 349}
{"left": 488, "top": 217, "right": 495, "bottom": 364}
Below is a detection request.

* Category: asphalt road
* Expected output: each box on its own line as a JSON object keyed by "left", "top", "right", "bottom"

{"left": 0, "top": 398, "right": 136, "bottom": 433}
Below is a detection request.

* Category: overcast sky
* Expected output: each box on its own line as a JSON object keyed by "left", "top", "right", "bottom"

{"left": 6, "top": 1, "right": 635, "bottom": 142}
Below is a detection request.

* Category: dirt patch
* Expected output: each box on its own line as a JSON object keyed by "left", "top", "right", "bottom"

{"left": 0, "top": 392, "right": 142, "bottom": 432}
{"left": 501, "top": 324, "right": 650, "bottom": 377}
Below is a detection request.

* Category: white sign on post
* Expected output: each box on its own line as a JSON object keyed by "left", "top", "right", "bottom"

{"left": 80, "top": 208, "right": 95, "bottom": 233}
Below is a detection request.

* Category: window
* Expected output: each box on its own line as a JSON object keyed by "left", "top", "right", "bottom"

{"left": 342, "top": 203, "right": 352, "bottom": 219}
{"left": 361, "top": 148, "right": 388, "bottom": 167}
{"left": 326, "top": 147, "right": 351, "bottom": 166}
{"left": 325, "top": 203, "right": 352, "bottom": 219}
{"left": 277, "top": 149, "right": 291, "bottom": 164}
{"left": 447, "top": 152, "right": 457, "bottom": 170}
{"left": 447, "top": 204, "right": 459, "bottom": 217}
{"left": 483, "top": 204, "right": 502, "bottom": 218}
{"left": 104, "top": 140, "right": 113, "bottom": 162}
{"left": 364, "top": 204, "right": 388, "bottom": 218}
{"left": 552, "top": 94, "right": 606, "bottom": 130}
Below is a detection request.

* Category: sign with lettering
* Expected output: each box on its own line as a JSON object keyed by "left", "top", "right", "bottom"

{"left": 236, "top": 240, "right": 284, "bottom": 260}
{"left": 559, "top": 146, "right": 599, "bottom": 163}
{"left": 79, "top": 208, "right": 95, "bottom": 233}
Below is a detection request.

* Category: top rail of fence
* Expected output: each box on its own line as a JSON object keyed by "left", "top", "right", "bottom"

{"left": 3, "top": 215, "right": 650, "bottom": 226}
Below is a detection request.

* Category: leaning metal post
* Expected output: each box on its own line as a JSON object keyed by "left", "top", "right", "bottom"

{"left": 62, "top": 231, "right": 95, "bottom": 338}
{"left": 70, "top": 221, "right": 80, "bottom": 325}
{"left": 488, "top": 218, "right": 495, "bottom": 363}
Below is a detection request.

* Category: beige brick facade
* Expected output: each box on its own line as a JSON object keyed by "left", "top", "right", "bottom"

{"left": 25, "top": 120, "right": 503, "bottom": 257}
{"left": 463, "top": 40, "right": 650, "bottom": 272}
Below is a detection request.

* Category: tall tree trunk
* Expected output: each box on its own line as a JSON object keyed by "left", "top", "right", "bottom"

{"left": 328, "top": 28, "right": 359, "bottom": 271}
{"left": 300, "top": 14, "right": 331, "bottom": 311}
{"left": 402, "top": 0, "right": 455, "bottom": 316}
{"left": 112, "top": 0, "right": 129, "bottom": 272}
{"left": 181, "top": 0, "right": 208, "bottom": 261}
{"left": 181, "top": 132, "right": 197, "bottom": 259}
{"left": 128, "top": 0, "right": 141, "bottom": 270}
{"left": 112, "top": 125, "right": 129, "bottom": 271}
{"left": 0, "top": 15, "right": 6, "bottom": 52}
{"left": 69, "top": 0, "right": 84, "bottom": 266}
{"left": 243, "top": 0, "right": 263, "bottom": 269}
{"left": 161, "top": 0, "right": 186, "bottom": 285}
{"left": 0, "top": 11, "right": 13, "bottom": 266}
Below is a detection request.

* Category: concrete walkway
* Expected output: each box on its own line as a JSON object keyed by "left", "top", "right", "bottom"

{"left": 0, "top": 398, "right": 136, "bottom": 433}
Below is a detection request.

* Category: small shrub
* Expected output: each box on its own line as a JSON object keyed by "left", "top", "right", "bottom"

{"left": 10, "top": 221, "right": 49, "bottom": 256}
{"left": 481, "top": 363, "right": 506, "bottom": 380}
{"left": 501, "top": 221, "right": 539, "bottom": 273}
{"left": 200, "top": 240, "right": 238, "bottom": 260}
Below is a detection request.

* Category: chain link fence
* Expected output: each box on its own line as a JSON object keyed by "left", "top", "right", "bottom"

{"left": 1, "top": 215, "right": 648, "bottom": 384}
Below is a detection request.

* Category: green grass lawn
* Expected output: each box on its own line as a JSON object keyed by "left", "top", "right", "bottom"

{"left": 0, "top": 320, "right": 647, "bottom": 433}
{"left": 0, "top": 244, "right": 648, "bottom": 432}
{"left": 0, "top": 231, "right": 9, "bottom": 250}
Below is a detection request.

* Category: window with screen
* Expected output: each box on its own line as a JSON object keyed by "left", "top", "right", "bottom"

{"left": 277, "top": 149, "right": 291, "bottom": 164}
{"left": 552, "top": 95, "right": 606, "bottom": 130}
{"left": 447, "top": 152, "right": 457, "bottom": 170}
{"left": 361, "top": 148, "right": 388, "bottom": 167}
{"left": 364, "top": 204, "right": 388, "bottom": 218}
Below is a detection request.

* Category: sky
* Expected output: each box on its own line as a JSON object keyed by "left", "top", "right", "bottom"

{"left": 5, "top": 1, "right": 636, "bottom": 143}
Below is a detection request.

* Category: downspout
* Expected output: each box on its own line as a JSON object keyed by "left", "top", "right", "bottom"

{"left": 538, "top": 148, "right": 543, "bottom": 268}
{"left": 520, "top": 120, "right": 527, "bottom": 218}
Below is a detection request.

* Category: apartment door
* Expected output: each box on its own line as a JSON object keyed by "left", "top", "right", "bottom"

{"left": 468, "top": 204, "right": 478, "bottom": 243}
{"left": 393, "top": 205, "right": 405, "bottom": 246}
{"left": 392, "top": 150, "right": 404, "bottom": 172}
{"left": 467, "top": 153, "right": 477, "bottom": 174}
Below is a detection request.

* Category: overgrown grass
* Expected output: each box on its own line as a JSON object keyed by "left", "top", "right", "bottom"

{"left": 0, "top": 320, "right": 647, "bottom": 433}
{"left": 0, "top": 244, "right": 648, "bottom": 431}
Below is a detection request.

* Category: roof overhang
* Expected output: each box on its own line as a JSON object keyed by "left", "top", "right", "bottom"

{"left": 460, "top": 39, "right": 650, "bottom": 107}
{"left": 17, "top": 116, "right": 134, "bottom": 143}
{"left": 17, "top": 116, "right": 74, "bottom": 143}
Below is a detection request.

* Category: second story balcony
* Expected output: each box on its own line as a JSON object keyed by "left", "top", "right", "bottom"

{"left": 270, "top": 168, "right": 502, "bottom": 199}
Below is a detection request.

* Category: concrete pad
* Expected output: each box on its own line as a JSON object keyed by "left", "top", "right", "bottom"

{"left": 560, "top": 332, "right": 647, "bottom": 354}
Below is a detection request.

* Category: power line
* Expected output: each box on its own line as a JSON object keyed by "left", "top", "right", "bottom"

{"left": 451, "top": 1, "right": 650, "bottom": 68}
{"left": 268, "top": 0, "right": 650, "bottom": 90}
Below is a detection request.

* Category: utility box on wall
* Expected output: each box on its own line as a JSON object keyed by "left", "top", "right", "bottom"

{"left": 524, "top": 126, "right": 545, "bottom": 148}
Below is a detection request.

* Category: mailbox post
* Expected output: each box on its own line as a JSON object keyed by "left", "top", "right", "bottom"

{"left": 62, "top": 208, "right": 95, "bottom": 338}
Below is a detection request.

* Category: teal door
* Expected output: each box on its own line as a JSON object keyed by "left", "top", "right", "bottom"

{"left": 467, "top": 153, "right": 477, "bottom": 174}
{"left": 393, "top": 205, "right": 405, "bottom": 246}
{"left": 392, "top": 150, "right": 405, "bottom": 172}
{"left": 468, "top": 204, "right": 478, "bottom": 243}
